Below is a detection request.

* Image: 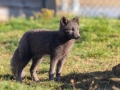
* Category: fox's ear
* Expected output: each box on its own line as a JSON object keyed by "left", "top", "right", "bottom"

{"left": 60, "top": 16, "right": 69, "bottom": 26}
{"left": 72, "top": 16, "right": 79, "bottom": 25}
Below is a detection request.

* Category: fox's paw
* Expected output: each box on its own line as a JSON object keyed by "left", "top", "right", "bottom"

{"left": 56, "top": 73, "right": 61, "bottom": 82}
{"left": 49, "top": 74, "right": 54, "bottom": 81}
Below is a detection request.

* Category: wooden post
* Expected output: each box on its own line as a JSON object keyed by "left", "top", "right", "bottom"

{"left": 45, "top": 0, "right": 56, "bottom": 16}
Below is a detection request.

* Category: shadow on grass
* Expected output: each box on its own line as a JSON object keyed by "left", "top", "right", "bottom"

{"left": 0, "top": 70, "right": 120, "bottom": 89}
{"left": 0, "top": 74, "right": 14, "bottom": 80}
{"left": 59, "top": 70, "right": 120, "bottom": 90}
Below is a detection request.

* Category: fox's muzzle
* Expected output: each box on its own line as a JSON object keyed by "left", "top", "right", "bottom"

{"left": 74, "top": 35, "right": 80, "bottom": 39}
{"left": 74, "top": 33, "right": 80, "bottom": 39}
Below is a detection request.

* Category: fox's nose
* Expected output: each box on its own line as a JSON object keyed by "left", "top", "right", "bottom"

{"left": 76, "top": 36, "right": 80, "bottom": 39}
{"left": 77, "top": 36, "right": 80, "bottom": 38}
{"left": 75, "top": 35, "right": 80, "bottom": 39}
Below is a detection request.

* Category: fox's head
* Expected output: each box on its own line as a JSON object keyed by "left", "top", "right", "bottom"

{"left": 59, "top": 16, "right": 80, "bottom": 40}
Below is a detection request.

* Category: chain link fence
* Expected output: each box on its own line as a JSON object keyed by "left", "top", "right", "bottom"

{"left": 56, "top": 0, "right": 120, "bottom": 18}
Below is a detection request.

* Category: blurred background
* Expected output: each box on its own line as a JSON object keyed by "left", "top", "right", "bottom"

{"left": 0, "top": 0, "right": 120, "bottom": 21}
{"left": 56, "top": 0, "right": 120, "bottom": 18}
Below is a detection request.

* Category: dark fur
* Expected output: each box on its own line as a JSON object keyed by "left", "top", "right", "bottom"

{"left": 11, "top": 16, "right": 80, "bottom": 82}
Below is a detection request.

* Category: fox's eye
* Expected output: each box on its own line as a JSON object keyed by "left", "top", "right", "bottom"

{"left": 72, "top": 28, "right": 74, "bottom": 31}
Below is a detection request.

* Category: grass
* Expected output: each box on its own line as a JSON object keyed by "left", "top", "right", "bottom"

{"left": 0, "top": 16, "right": 120, "bottom": 90}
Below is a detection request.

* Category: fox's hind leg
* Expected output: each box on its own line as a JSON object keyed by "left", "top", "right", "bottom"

{"left": 30, "top": 56, "right": 43, "bottom": 81}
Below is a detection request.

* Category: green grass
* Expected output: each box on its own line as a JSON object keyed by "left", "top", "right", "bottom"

{"left": 0, "top": 17, "right": 120, "bottom": 90}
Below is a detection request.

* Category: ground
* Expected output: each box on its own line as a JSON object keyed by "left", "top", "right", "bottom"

{"left": 0, "top": 17, "right": 120, "bottom": 90}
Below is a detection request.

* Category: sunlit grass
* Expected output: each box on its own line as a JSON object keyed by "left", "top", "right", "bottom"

{"left": 0, "top": 17, "right": 120, "bottom": 89}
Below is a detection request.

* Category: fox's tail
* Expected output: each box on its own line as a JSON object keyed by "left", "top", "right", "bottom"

{"left": 11, "top": 48, "right": 26, "bottom": 79}
{"left": 11, "top": 48, "right": 19, "bottom": 78}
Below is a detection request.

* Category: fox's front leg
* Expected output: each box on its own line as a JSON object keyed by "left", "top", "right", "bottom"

{"left": 56, "top": 57, "right": 66, "bottom": 81}
{"left": 49, "top": 56, "right": 58, "bottom": 81}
